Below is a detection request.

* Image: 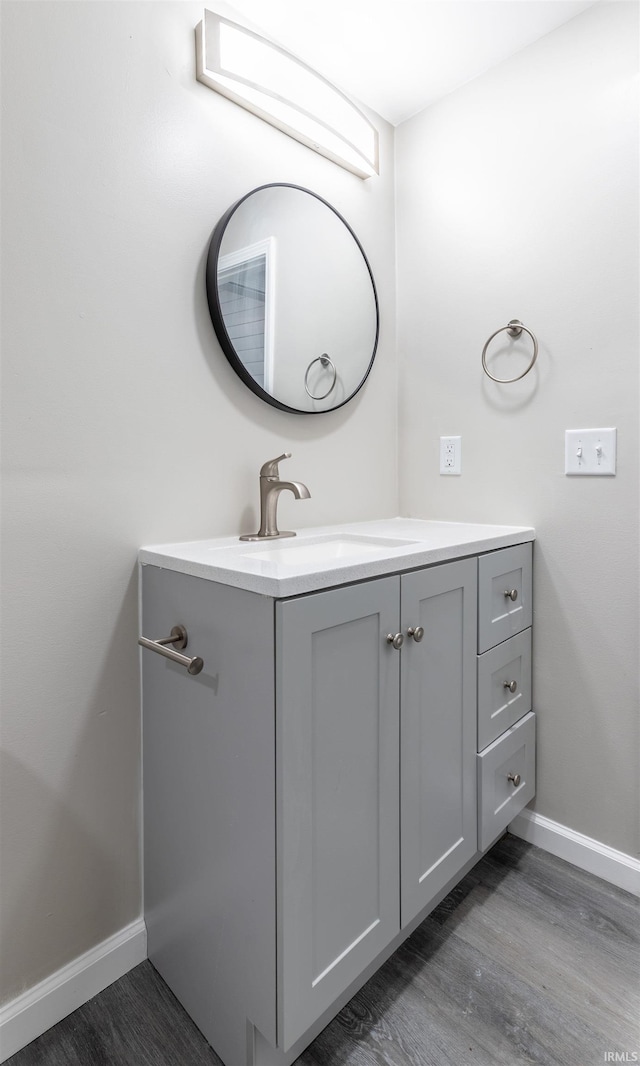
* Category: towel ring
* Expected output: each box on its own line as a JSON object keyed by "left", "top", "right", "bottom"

{"left": 481, "top": 320, "right": 538, "bottom": 384}
{"left": 304, "top": 354, "right": 337, "bottom": 400}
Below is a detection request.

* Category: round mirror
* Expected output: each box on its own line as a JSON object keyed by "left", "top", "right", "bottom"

{"left": 206, "top": 184, "right": 379, "bottom": 414}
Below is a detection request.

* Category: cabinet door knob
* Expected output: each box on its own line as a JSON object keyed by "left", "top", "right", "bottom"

{"left": 503, "top": 680, "right": 518, "bottom": 694}
{"left": 507, "top": 772, "right": 521, "bottom": 787}
{"left": 386, "top": 632, "right": 404, "bottom": 650}
{"left": 407, "top": 626, "right": 424, "bottom": 643}
{"left": 504, "top": 588, "right": 519, "bottom": 602}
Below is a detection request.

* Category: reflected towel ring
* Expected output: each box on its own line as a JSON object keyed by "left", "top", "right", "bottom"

{"left": 481, "top": 320, "right": 538, "bottom": 383}
{"left": 304, "top": 354, "right": 337, "bottom": 400}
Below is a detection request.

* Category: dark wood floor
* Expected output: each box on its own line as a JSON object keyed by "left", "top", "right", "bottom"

{"left": 7, "top": 835, "right": 639, "bottom": 1066}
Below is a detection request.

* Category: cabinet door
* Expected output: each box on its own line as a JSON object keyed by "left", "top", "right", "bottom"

{"left": 400, "top": 559, "right": 478, "bottom": 928}
{"left": 276, "top": 577, "right": 400, "bottom": 1051}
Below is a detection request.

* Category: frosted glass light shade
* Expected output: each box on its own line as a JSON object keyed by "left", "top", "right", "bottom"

{"left": 195, "top": 10, "right": 379, "bottom": 179}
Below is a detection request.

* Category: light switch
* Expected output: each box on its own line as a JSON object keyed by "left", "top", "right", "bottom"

{"left": 565, "top": 428, "right": 617, "bottom": 476}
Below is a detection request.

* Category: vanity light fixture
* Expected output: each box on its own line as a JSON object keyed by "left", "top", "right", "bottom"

{"left": 195, "top": 10, "right": 379, "bottom": 179}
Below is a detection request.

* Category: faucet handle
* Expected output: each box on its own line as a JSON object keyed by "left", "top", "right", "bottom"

{"left": 259, "top": 452, "right": 292, "bottom": 478}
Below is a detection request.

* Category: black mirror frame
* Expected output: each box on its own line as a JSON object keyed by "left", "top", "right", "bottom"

{"left": 205, "top": 183, "right": 380, "bottom": 415}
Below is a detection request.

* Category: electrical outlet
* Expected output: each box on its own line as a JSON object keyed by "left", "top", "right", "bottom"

{"left": 440, "top": 436, "right": 461, "bottom": 475}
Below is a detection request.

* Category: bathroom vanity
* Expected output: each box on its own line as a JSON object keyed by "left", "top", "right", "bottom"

{"left": 139, "top": 519, "right": 535, "bottom": 1066}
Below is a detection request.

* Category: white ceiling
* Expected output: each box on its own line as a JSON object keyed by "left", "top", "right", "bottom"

{"left": 217, "top": 0, "right": 598, "bottom": 125}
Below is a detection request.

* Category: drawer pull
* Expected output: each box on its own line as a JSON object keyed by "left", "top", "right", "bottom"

{"left": 407, "top": 626, "right": 424, "bottom": 643}
{"left": 507, "top": 772, "right": 521, "bottom": 787}
{"left": 386, "top": 632, "right": 404, "bottom": 650}
{"left": 139, "top": 624, "right": 204, "bottom": 675}
{"left": 504, "top": 588, "right": 519, "bottom": 602}
{"left": 503, "top": 680, "right": 518, "bottom": 694}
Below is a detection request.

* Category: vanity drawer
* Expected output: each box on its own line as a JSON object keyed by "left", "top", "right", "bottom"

{"left": 477, "top": 711, "right": 535, "bottom": 851}
{"left": 477, "top": 629, "right": 532, "bottom": 751}
{"left": 478, "top": 543, "right": 532, "bottom": 653}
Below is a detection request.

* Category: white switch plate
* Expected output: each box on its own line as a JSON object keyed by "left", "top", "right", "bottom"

{"left": 565, "top": 428, "right": 617, "bottom": 475}
{"left": 440, "top": 436, "right": 461, "bottom": 475}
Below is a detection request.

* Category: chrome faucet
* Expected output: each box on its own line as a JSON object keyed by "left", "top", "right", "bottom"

{"left": 239, "top": 453, "right": 310, "bottom": 541}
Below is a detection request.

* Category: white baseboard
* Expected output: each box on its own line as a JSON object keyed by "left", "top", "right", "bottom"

{"left": 0, "top": 918, "right": 147, "bottom": 1063}
{"left": 509, "top": 808, "right": 640, "bottom": 897}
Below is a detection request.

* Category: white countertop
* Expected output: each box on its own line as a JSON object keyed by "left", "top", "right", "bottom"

{"left": 139, "top": 518, "right": 535, "bottom": 597}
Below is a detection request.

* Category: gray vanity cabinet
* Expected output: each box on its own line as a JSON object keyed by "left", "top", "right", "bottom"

{"left": 141, "top": 543, "right": 530, "bottom": 1066}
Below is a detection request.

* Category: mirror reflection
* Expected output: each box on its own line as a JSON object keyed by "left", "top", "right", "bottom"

{"left": 206, "top": 184, "right": 379, "bottom": 414}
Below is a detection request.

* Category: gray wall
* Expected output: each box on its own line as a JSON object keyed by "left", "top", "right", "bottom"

{"left": 0, "top": 0, "right": 397, "bottom": 1004}
{"left": 396, "top": 1, "right": 639, "bottom": 857}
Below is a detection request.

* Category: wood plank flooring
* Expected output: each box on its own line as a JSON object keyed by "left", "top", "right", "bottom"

{"left": 7, "top": 835, "right": 639, "bottom": 1066}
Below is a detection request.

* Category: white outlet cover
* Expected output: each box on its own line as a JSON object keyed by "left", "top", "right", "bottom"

{"left": 565, "top": 428, "right": 617, "bottom": 476}
{"left": 440, "top": 435, "right": 461, "bottom": 475}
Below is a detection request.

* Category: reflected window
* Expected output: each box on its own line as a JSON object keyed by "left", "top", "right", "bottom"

{"left": 218, "top": 238, "right": 275, "bottom": 391}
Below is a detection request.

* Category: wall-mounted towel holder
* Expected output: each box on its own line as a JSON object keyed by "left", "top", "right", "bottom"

{"left": 481, "top": 320, "right": 538, "bottom": 383}
{"left": 304, "top": 353, "right": 337, "bottom": 400}
{"left": 139, "top": 624, "right": 204, "bottom": 675}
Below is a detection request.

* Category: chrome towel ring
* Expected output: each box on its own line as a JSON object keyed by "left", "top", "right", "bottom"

{"left": 481, "top": 320, "right": 538, "bottom": 384}
{"left": 304, "top": 353, "right": 337, "bottom": 400}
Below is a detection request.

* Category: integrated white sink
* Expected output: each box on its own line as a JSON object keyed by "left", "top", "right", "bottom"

{"left": 244, "top": 533, "right": 418, "bottom": 566}
{"left": 140, "top": 518, "right": 535, "bottom": 597}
